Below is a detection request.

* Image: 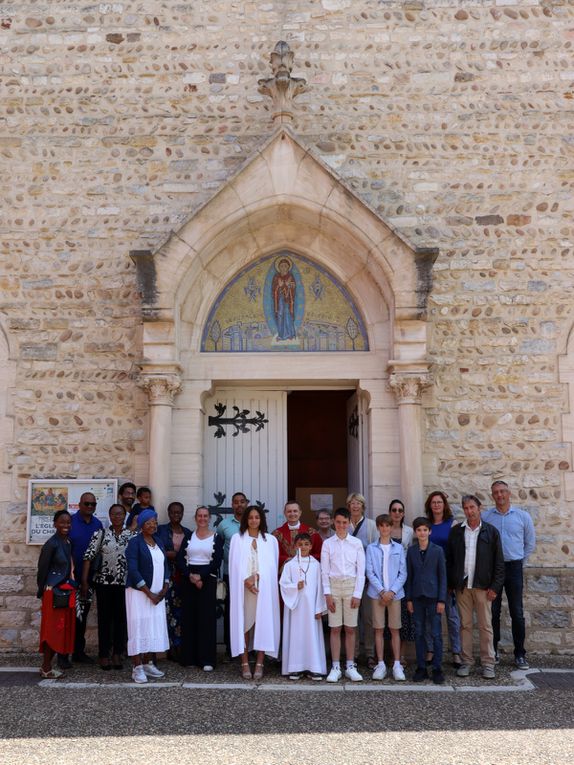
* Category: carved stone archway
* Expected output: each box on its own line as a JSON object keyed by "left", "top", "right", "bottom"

{"left": 132, "top": 128, "right": 437, "bottom": 515}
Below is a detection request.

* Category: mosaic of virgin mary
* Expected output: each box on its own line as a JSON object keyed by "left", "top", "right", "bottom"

{"left": 271, "top": 256, "right": 297, "bottom": 340}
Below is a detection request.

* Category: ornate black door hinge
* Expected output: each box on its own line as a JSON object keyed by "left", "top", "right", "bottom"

{"left": 208, "top": 402, "right": 269, "bottom": 438}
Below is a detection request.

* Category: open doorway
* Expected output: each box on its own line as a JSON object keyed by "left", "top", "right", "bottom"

{"left": 287, "top": 390, "right": 355, "bottom": 527}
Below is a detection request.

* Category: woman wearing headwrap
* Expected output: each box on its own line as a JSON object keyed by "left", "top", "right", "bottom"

{"left": 125, "top": 508, "right": 170, "bottom": 683}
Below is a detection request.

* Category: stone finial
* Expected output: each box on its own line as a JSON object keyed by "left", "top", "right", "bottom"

{"left": 257, "top": 41, "right": 308, "bottom": 124}
{"left": 138, "top": 374, "right": 182, "bottom": 406}
{"left": 389, "top": 372, "right": 431, "bottom": 404}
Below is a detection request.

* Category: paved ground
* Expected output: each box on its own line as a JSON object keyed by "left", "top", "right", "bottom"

{"left": 0, "top": 653, "right": 572, "bottom": 765}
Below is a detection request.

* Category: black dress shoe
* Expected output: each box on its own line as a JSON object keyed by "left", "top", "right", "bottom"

{"left": 432, "top": 669, "right": 445, "bottom": 685}
{"left": 57, "top": 655, "right": 73, "bottom": 670}
{"left": 413, "top": 667, "right": 428, "bottom": 682}
{"left": 72, "top": 653, "right": 96, "bottom": 665}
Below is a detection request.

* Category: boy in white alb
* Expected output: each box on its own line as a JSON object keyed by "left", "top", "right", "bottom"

{"left": 320, "top": 507, "right": 366, "bottom": 682}
{"left": 280, "top": 533, "right": 327, "bottom": 679}
{"left": 365, "top": 514, "right": 407, "bottom": 681}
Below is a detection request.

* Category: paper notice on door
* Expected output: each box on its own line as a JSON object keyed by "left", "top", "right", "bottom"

{"left": 310, "top": 494, "right": 333, "bottom": 511}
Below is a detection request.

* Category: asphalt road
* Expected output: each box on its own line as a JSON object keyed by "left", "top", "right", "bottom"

{"left": 0, "top": 684, "right": 573, "bottom": 765}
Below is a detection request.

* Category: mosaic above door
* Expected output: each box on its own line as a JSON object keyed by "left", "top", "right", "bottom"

{"left": 201, "top": 251, "right": 369, "bottom": 352}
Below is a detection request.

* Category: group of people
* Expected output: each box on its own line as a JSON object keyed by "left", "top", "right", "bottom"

{"left": 36, "top": 480, "right": 536, "bottom": 685}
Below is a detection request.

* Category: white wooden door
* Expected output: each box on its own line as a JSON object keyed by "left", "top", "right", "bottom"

{"left": 347, "top": 390, "right": 369, "bottom": 504}
{"left": 203, "top": 389, "right": 287, "bottom": 530}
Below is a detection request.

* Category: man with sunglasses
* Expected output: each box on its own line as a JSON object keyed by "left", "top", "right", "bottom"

{"left": 58, "top": 492, "right": 103, "bottom": 669}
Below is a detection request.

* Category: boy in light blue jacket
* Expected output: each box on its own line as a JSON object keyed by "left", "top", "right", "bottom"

{"left": 365, "top": 514, "right": 407, "bottom": 681}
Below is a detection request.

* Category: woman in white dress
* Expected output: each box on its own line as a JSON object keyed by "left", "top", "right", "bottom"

{"left": 125, "top": 509, "right": 170, "bottom": 684}
{"left": 229, "top": 505, "right": 280, "bottom": 681}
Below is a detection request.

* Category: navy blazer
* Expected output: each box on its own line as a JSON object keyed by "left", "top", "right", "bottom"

{"left": 36, "top": 533, "right": 73, "bottom": 598}
{"left": 405, "top": 541, "right": 447, "bottom": 603}
{"left": 126, "top": 533, "right": 170, "bottom": 590}
{"left": 155, "top": 522, "right": 192, "bottom": 551}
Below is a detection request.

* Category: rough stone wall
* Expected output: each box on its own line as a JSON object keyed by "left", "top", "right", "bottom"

{"left": 1, "top": 566, "right": 571, "bottom": 654}
{"left": 0, "top": 0, "right": 573, "bottom": 647}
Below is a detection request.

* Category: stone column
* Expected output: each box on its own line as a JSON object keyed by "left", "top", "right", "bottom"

{"left": 389, "top": 369, "right": 430, "bottom": 518}
{"left": 139, "top": 373, "right": 182, "bottom": 515}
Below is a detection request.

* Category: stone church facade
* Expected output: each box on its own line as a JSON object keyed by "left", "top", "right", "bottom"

{"left": 0, "top": 1, "right": 572, "bottom": 652}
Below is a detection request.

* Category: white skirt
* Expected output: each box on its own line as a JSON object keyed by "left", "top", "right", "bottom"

{"left": 126, "top": 587, "right": 170, "bottom": 656}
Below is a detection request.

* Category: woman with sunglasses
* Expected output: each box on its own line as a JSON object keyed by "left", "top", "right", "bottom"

{"left": 388, "top": 500, "right": 414, "bottom": 665}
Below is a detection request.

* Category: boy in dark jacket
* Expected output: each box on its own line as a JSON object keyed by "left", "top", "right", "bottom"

{"left": 446, "top": 494, "right": 505, "bottom": 679}
{"left": 405, "top": 516, "right": 447, "bottom": 684}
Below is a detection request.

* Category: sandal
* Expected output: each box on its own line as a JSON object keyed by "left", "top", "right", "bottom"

{"left": 241, "top": 662, "right": 252, "bottom": 680}
{"left": 40, "top": 668, "right": 64, "bottom": 679}
{"left": 253, "top": 662, "right": 264, "bottom": 681}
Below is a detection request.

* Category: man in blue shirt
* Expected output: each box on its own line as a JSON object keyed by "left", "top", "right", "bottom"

{"left": 217, "top": 491, "right": 248, "bottom": 657}
{"left": 58, "top": 492, "right": 103, "bottom": 669}
{"left": 482, "top": 480, "right": 536, "bottom": 670}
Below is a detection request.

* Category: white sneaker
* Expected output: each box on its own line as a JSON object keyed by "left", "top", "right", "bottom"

{"left": 372, "top": 663, "right": 387, "bottom": 681}
{"left": 143, "top": 662, "right": 165, "bottom": 678}
{"left": 132, "top": 665, "right": 147, "bottom": 684}
{"left": 326, "top": 667, "right": 342, "bottom": 683}
{"left": 393, "top": 665, "right": 406, "bottom": 681}
{"left": 345, "top": 664, "right": 363, "bottom": 682}
{"left": 203, "top": 665, "right": 214, "bottom": 672}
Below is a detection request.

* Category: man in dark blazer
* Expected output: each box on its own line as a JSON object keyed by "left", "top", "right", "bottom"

{"left": 446, "top": 494, "right": 505, "bottom": 679}
{"left": 405, "top": 516, "right": 447, "bottom": 684}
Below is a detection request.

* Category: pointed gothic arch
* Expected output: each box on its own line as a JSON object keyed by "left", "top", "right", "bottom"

{"left": 132, "top": 128, "right": 437, "bottom": 516}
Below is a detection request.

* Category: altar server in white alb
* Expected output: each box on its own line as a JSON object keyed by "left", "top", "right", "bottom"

{"left": 229, "top": 505, "right": 280, "bottom": 681}
{"left": 280, "top": 532, "right": 327, "bottom": 680}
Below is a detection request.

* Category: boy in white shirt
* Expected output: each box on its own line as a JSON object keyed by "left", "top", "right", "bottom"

{"left": 320, "top": 507, "right": 366, "bottom": 682}
{"left": 365, "top": 514, "right": 407, "bottom": 681}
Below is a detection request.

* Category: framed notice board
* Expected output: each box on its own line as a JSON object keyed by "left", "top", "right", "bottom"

{"left": 26, "top": 478, "right": 118, "bottom": 545}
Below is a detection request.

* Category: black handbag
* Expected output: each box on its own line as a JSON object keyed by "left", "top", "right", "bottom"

{"left": 52, "top": 587, "right": 71, "bottom": 609}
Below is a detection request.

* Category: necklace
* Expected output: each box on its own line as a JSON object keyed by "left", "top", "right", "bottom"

{"left": 297, "top": 551, "right": 311, "bottom": 585}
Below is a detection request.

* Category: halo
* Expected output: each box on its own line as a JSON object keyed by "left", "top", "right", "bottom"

{"left": 274, "top": 255, "right": 293, "bottom": 273}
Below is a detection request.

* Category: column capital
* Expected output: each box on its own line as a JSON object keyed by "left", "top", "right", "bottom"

{"left": 138, "top": 373, "right": 182, "bottom": 406}
{"left": 388, "top": 363, "right": 431, "bottom": 404}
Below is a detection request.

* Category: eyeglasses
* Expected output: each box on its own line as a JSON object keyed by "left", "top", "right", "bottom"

{"left": 390, "top": 508, "right": 404, "bottom": 513}
{"left": 83, "top": 501, "right": 97, "bottom": 507}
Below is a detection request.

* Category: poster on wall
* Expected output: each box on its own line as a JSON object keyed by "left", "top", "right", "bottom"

{"left": 26, "top": 478, "right": 118, "bottom": 545}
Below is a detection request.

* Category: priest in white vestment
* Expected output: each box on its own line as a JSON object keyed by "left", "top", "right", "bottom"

{"left": 280, "top": 533, "right": 327, "bottom": 678}
{"left": 229, "top": 506, "right": 280, "bottom": 680}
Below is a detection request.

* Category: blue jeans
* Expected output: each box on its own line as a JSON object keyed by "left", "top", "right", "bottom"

{"left": 491, "top": 559, "right": 526, "bottom": 658}
{"left": 413, "top": 597, "right": 443, "bottom": 671}
{"left": 425, "top": 591, "right": 461, "bottom": 655}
